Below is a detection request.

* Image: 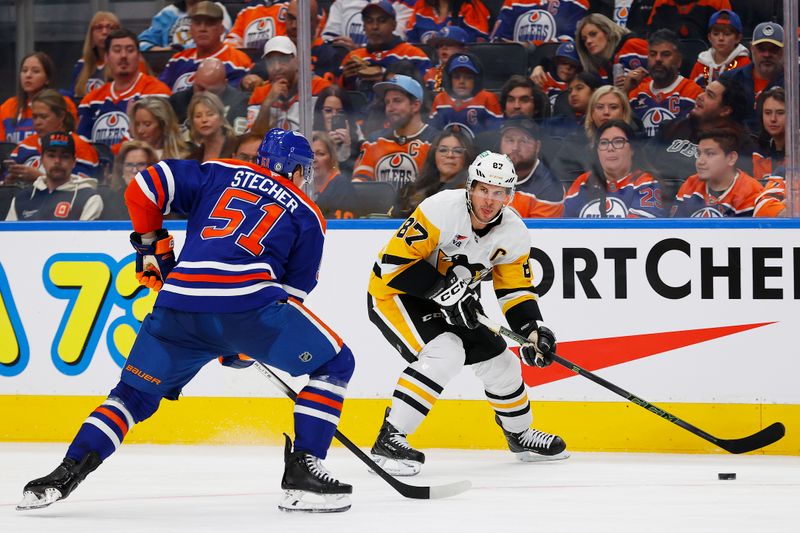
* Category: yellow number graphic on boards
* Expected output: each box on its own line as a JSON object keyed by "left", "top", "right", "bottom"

{"left": 106, "top": 256, "right": 157, "bottom": 367}
{"left": 0, "top": 264, "right": 29, "bottom": 376}
{"left": 44, "top": 254, "right": 115, "bottom": 375}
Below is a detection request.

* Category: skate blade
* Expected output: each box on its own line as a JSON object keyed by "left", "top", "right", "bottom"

{"left": 278, "top": 490, "right": 351, "bottom": 513}
{"left": 16, "top": 488, "right": 62, "bottom": 511}
{"left": 369, "top": 454, "right": 421, "bottom": 477}
{"left": 515, "top": 450, "right": 571, "bottom": 463}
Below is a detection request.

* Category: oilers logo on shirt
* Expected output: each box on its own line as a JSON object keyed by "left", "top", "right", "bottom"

{"left": 514, "top": 10, "right": 557, "bottom": 42}
{"left": 689, "top": 206, "right": 723, "bottom": 218}
{"left": 420, "top": 30, "right": 439, "bottom": 43}
{"left": 85, "top": 78, "right": 105, "bottom": 95}
{"left": 92, "top": 111, "right": 130, "bottom": 146}
{"left": 245, "top": 18, "right": 277, "bottom": 51}
{"left": 344, "top": 13, "right": 366, "bottom": 45}
{"left": 173, "top": 72, "right": 196, "bottom": 93}
{"left": 579, "top": 197, "right": 629, "bottom": 218}
{"left": 641, "top": 107, "right": 676, "bottom": 137}
{"left": 376, "top": 152, "right": 419, "bottom": 189}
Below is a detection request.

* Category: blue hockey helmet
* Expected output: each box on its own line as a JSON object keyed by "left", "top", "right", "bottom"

{"left": 257, "top": 128, "right": 315, "bottom": 183}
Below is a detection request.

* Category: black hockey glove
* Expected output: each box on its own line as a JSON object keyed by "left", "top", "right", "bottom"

{"left": 519, "top": 325, "right": 556, "bottom": 368}
{"left": 427, "top": 268, "right": 483, "bottom": 329}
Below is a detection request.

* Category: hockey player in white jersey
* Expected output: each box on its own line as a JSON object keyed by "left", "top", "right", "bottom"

{"left": 366, "top": 151, "right": 568, "bottom": 476}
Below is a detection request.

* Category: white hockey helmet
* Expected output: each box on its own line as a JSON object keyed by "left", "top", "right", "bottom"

{"left": 466, "top": 151, "right": 516, "bottom": 222}
{"left": 467, "top": 151, "right": 517, "bottom": 192}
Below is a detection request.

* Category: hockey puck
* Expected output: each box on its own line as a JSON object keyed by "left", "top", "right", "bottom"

{"left": 718, "top": 473, "right": 736, "bottom": 480}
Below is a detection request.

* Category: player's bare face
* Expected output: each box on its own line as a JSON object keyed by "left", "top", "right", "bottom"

{"left": 695, "top": 139, "right": 736, "bottom": 185}
{"left": 505, "top": 87, "right": 535, "bottom": 118}
{"left": 469, "top": 183, "right": 509, "bottom": 227}
{"left": 762, "top": 96, "right": 786, "bottom": 139}
{"left": 107, "top": 38, "right": 139, "bottom": 77}
{"left": 384, "top": 90, "right": 415, "bottom": 130}
{"left": 708, "top": 25, "right": 739, "bottom": 58}
{"left": 191, "top": 17, "right": 224, "bottom": 50}
{"left": 752, "top": 43, "right": 783, "bottom": 79}
{"left": 435, "top": 135, "right": 466, "bottom": 180}
{"left": 647, "top": 43, "right": 680, "bottom": 87}
{"left": 597, "top": 126, "right": 632, "bottom": 181}
{"left": 31, "top": 101, "right": 62, "bottom": 136}
{"left": 42, "top": 148, "right": 74, "bottom": 184}
{"left": 591, "top": 92, "right": 624, "bottom": 128}
{"left": 580, "top": 24, "right": 607, "bottom": 57}
{"left": 20, "top": 56, "right": 48, "bottom": 95}
{"left": 363, "top": 10, "right": 396, "bottom": 47}
{"left": 192, "top": 103, "right": 223, "bottom": 138}
{"left": 134, "top": 108, "right": 163, "bottom": 148}
{"left": 451, "top": 69, "right": 475, "bottom": 99}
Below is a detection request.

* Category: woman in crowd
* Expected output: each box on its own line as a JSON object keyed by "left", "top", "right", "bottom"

{"left": 6, "top": 89, "right": 99, "bottom": 183}
{"left": 187, "top": 92, "right": 237, "bottom": 162}
{"left": 549, "top": 85, "right": 636, "bottom": 183}
{"left": 574, "top": 13, "right": 649, "bottom": 90}
{"left": 100, "top": 140, "right": 159, "bottom": 220}
{"left": 312, "top": 85, "right": 363, "bottom": 176}
{"left": 311, "top": 131, "right": 359, "bottom": 219}
{"left": 564, "top": 120, "right": 664, "bottom": 218}
{"left": 68, "top": 12, "right": 121, "bottom": 100}
{"left": 404, "top": 0, "right": 490, "bottom": 43}
{"left": 405, "top": 127, "right": 475, "bottom": 215}
{"left": 127, "top": 97, "right": 191, "bottom": 160}
{"left": 0, "top": 52, "right": 77, "bottom": 144}
{"left": 752, "top": 87, "right": 785, "bottom": 182}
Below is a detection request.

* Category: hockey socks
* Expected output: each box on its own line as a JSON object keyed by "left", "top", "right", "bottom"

{"left": 390, "top": 366, "right": 444, "bottom": 434}
{"left": 293, "top": 378, "right": 346, "bottom": 459}
{"left": 486, "top": 382, "right": 532, "bottom": 433}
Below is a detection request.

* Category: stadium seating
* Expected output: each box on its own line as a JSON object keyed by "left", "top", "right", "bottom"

{"left": 467, "top": 42, "right": 527, "bottom": 91}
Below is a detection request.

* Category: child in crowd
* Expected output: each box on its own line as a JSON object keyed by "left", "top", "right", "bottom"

{"left": 689, "top": 9, "right": 751, "bottom": 88}
{"left": 423, "top": 26, "right": 468, "bottom": 93}
{"left": 429, "top": 52, "right": 502, "bottom": 137}
{"left": 530, "top": 41, "right": 582, "bottom": 106}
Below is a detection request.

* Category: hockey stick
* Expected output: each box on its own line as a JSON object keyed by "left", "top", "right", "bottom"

{"left": 252, "top": 362, "right": 472, "bottom": 499}
{"left": 476, "top": 315, "right": 786, "bottom": 454}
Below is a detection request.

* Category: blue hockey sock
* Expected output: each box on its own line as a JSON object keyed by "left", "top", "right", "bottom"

{"left": 66, "top": 397, "right": 135, "bottom": 462}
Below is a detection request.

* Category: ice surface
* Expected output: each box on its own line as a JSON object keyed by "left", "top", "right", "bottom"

{"left": 1, "top": 443, "right": 798, "bottom": 533}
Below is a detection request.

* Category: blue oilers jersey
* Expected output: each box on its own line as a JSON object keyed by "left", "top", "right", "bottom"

{"left": 127, "top": 159, "right": 327, "bottom": 313}
{"left": 564, "top": 171, "right": 665, "bottom": 218}
{"left": 491, "top": 0, "right": 588, "bottom": 44}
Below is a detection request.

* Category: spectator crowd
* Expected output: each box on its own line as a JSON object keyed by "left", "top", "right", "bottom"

{"left": 0, "top": 0, "right": 793, "bottom": 220}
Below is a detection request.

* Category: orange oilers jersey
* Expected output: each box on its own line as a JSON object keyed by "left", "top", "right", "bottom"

{"left": 429, "top": 89, "right": 503, "bottom": 137}
{"left": 597, "top": 37, "right": 648, "bottom": 85}
{"left": 246, "top": 75, "right": 332, "bottom": 131}
{"left": 353, "top": 125, "right": 437, "bottom": 190}
{"left": 540, "top": 71, "right": 567, "bottom": 106}
{"left": 11, "top": 132, "right": 99, "bottom": 179}
{"left": 629, "top": 76, "right": 703, "bottom": 137}
{"left": 508, "top": 161, "right": 564, "bottom": 218}
{"left": 671, "top": 171, "right": 764, "bottom": 218}
{"left": 368, "top": 189, "right": 541, "bottom": 324}
{"left": 753, "top": 175, "right": 786, "bottom": 217}
{"left": 339, "top": 42, "right": 431, "bottom": 87}
{"left": 424, "top": 64, "right": 444, "bottom": 92}
{"left": 752, "top": 149, "right": 784, "bottom": 181}
{"left": 647, "top": 0, "right": 732, "bottom": 39}
{"left": 689, "top": 46, "right": 751, "bottom": 88}
{"left": 1, "top": 96, "right": 78, "bottom": 145}
{"left": 405, "top": 0, "right": 491, "bottom": 43}
{"left": 225, "top": 2, "right": 288, "bottom": 51}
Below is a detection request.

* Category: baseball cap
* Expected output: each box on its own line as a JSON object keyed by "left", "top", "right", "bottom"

{"left": 263, "top": 36, "right": 297, "bottom": 57}
{"left": 373, "top": 74, "right": 423, "bottom": 101}
{"left": 500, "top": 117, "right": 539, "bottom": 140}
{"left": 42, "top": 132, "right": 75, "bottom": 156}
{"left": 555, "top": 41, "right": 579, "bottom": 64}
{"left": 752, "top": 22, "right": 784, "bottom": 47}
{"left": 190, "top": 1, "right": 224, "bottom": 20}
{"left": 447, "top": 53, "right": 479, "bottom": 74}
{"left": 429, "top": 26, "right": 469, "bottom": 47}
{"left": 361, "top": 0, "right": 396, "bottom": 18}
{"left": 708, "top": 10, "right": 743, "bottom": 33}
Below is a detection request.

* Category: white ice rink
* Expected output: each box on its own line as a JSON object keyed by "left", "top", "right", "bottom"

{"left": 1, "top": 443, "right": 798, "bottom": 533}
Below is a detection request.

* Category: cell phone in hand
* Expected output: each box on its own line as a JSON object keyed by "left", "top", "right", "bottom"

{"left": 331, "top": 114, "right": 347, "bottom": 131}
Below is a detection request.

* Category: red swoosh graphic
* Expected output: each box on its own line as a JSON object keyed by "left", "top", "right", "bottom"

{"left": 519, "top": 322, "right": 776, "bottom": 387}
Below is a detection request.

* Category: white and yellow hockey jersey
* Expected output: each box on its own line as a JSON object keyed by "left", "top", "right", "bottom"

{"left": 368, "top": 189, "right": 543, "bottom": 330}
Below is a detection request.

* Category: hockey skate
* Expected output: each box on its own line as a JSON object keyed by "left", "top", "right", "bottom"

{"left": 370, "top": 407, "right": 425, "bottom": 476}
{"left": 279, "top": 434, "right": 352, "bottom": 513}
{"left": 16, "top": 452, "right": 102, "bottom": 511}
{"left": 495, "top": 415, "right": 569, "bottom": 462}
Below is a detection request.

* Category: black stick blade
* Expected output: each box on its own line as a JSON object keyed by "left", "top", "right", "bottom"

{"left": 716, "top": 422, "right": 786, "bottom": 454}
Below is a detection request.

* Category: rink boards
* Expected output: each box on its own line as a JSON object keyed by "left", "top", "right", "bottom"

{"left": 0, "top": 219, "right": 798, "bottom": 455}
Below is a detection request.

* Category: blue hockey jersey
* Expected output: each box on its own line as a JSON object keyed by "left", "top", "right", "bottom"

{"left": 125, "top": 158, "right": 327, "bottom": 313}
{"left": 491, "top": 0, "right": 588, "bottom": 44}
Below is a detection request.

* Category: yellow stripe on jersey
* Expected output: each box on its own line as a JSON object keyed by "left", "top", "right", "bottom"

{"left": 370, "top": 295, "right": 425, "bottom": 355}
{"left": 488, "top": 395, "right": 530, "bottom": 411}
{"left": 368, "top": 207, "right": 442, "bottom": 300}
{"left": 493, "top": 253, "right": 537, "bottom": 314}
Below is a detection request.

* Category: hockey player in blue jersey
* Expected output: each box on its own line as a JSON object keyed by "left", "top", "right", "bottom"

{"left": 17, "top": 129, "right": 356, "bottom": 513}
